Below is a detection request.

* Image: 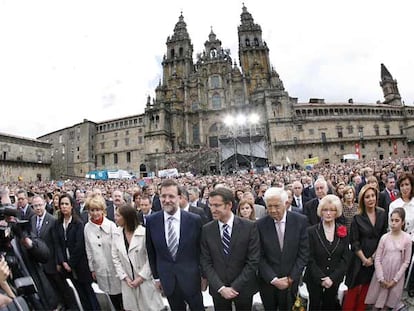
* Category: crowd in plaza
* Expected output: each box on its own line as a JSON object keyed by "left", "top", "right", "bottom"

{"left": 1, "top": 156, "right": 414, "bottom": 310}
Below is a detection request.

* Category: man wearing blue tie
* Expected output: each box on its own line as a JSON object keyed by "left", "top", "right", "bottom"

{"left": 146, "top": 179, "right": 204, "bottom": 311}
{"left": 200, "top": 187, "right": 260, "bottom": 311}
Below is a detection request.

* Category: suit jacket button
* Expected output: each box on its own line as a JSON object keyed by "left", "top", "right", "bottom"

{"left": 98, "top": 244, "right": 101, "bottom": 247}
{"left": 326, "top": 267, "right": 330, "bottom": 270}
{"left": 328, "top": 257, "right": 331, "bottom": 261}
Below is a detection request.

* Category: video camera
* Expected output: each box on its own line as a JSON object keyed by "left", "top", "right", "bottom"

{"left": 0, "top": 205, "right": 31, "bottom": 268}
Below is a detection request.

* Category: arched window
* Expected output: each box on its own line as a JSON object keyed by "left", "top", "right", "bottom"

{"left": 254, "top": 38, "right": 259, "bottom": 46}
{"left": 245, "top": 38, "right": 250, "bottom": 46}
{"left": 170, "top": 48, "right": 175, "bottom": 58}
{"left": 179, "top": 47, "right": 183, "bottom": 56}
{"left": 212, "top": 93, "right": 221, "bottom": 109}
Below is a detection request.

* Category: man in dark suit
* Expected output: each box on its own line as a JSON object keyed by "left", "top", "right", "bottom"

{"left": 146, "top": 184, "right": 162, "bottom": 212}
{"left": 16, "top": 189, "right": 35, "bottom": 220}
{"left": 179, "top": 187, "right": 209, "bottom": 225}
{"left": 30, "top": 195, "right": 73, "bottom": 309}
{"left": 302, "top": 175, "right": 316, "bottom": 199}
{"left": 200, "top": 187, "right": 260, "bottom": 311}
{"left": 303, "top": 178, "right": 329, "bottom": 226}
{"left": 188, "top": 186, "right": 212, "bottom": 222}
{"left": 378, "top": 174, "right": 398, "bottom": 215}
{"left": 137, "top": 195, "right": 153, "bottom": 226}
{"left": 291, "top": 180, "right": 309, "bottom": 213}
{"left": 74, "top": 191, "right": 88, "bottom": 223}
{"left": 256, "top": 187, "right": 309, "bottom": 310}
{"left": 146, "top": 179, "right": 204, "bottom": 311}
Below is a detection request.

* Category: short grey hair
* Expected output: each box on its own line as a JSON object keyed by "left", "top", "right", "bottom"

{"left": 264, "top": 187, "right": 288, "bottom": 206}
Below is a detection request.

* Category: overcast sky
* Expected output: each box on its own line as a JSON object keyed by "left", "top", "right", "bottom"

{"left": 0, "top": 0, "right": 413, "bottom": 139}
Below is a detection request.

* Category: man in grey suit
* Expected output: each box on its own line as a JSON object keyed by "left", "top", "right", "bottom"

{"left": 256, "top": 187, "right": 309, "bottom": 310}
{"left": 201, "top": 187, "right": 260, "bottom": 311}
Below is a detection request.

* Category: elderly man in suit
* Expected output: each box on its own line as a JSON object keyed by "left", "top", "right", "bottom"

{"left": 179, "top": 187, "right": 209, "bottom": 225}
{"left": 146, "top": 179, "right": 204, "bottom": 311}
{"left": 256, "top": 187, "right": 309, "bottom": 310}
{"left": 303, "top": 178, "right": 329, "bottom": 226}
{"left": 291, "top": 180, "right": 309, "bottom": 213}
{"left": 201, "top": 187, "right": 260, "bottom": 311}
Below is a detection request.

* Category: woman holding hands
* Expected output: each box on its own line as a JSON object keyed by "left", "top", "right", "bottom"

{"left": 112, "top": 205, "right": 164, "bottom": 311}
{"left": 304, "top": 194, "right": 351, "bottom": 310}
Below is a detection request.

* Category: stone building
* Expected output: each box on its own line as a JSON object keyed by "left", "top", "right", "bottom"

{"left": 38, "top": 5, "right": 414, "bottom": 179}
{"left": 0, "top": 132, "right": 51, "bottom": 182}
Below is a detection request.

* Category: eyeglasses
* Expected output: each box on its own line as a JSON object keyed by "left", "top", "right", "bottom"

{"left": 321, "top": 208, "right": 337, "bottom": 213}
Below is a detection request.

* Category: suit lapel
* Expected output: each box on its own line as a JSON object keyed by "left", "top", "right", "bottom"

{"left": 39, "top": 214, "right": 51, "bottom": 237}
{"left": 177, "top": 211, "right": 188, "bottom": 255}
{"left": 280, "top": 212, "right": 291, "bottom": 253}
{"left": 229, "top": 217, "right": 241, "bottom": 258}
{"left": 211, "top": 220, "right": 226, "bottom": 259}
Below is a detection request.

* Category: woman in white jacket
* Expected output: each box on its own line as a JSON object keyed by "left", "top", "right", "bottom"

{"left": 112, "top": 204, "right": 164, "bottom": 311}
{"left": 84, "top": 193, "right": 123, "bottom": 310}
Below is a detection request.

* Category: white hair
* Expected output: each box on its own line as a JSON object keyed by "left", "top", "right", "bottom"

{"left": 264, "top": 187, "right": 288, "bottom": 205}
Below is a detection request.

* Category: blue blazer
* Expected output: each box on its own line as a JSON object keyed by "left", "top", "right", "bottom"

{"left": 146, "top": 209, "right": 202, "bottom": 297}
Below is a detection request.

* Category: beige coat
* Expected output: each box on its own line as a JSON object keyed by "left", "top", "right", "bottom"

{"left": 112, "top": 225, "right": 164, "bottom": 311}
{"left": 84, "top": 217, "right": 121, "bottom": 295}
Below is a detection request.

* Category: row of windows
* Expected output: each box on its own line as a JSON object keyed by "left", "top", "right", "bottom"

{"left": 100, "top": 137, "right": 143, "bottom": 149}
{"left": 295, "top": 107, "right": 413, "bottom": 117}
{"left": 97, "top": 118, "right": 143, "bottom": 132}
{"left": 303, "top": 125, "right": 402, "bottom": 137}
{"left": 100, "top": 152, "right": 131, "bottom": 166}
{"left": 99, "top": 129, "right": 142, "bottom": 140}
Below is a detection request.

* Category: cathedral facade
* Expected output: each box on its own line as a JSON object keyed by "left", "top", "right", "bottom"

{"left": 38, "top": 5, "right": 414, "bottom": 179}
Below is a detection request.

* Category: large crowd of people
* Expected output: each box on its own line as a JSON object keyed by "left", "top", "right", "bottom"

{"left": 0, "top": 157, "right": 414, "bottom": 310}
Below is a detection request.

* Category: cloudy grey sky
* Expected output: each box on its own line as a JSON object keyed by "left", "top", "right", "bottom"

{"left": 0, "top": 0, "right": 412, "bottom": 139}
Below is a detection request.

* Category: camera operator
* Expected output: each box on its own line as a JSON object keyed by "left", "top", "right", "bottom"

{"left": 0, "top": 187, "right": 58, "bottom": 310}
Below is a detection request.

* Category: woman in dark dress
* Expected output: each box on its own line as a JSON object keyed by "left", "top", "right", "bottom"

{"left": 342, "top": 184, "right": 388, "bottom": 311}
{"left": 304, "top": 194, "right": 351, "bottom": 310}
{"left": 55, "top": 193, "right": 100, "bottom": 310}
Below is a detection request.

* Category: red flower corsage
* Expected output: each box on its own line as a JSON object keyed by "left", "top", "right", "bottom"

{"left": 336, "top": 225, "right": 347, "bottom": 238}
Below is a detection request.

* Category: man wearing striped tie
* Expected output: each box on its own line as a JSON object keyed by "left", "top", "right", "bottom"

{"left": 200, "top": 187, "right": 260, "bottom": 311}
{"left": 146, "top": 179, "right": 204, "bottom": 311}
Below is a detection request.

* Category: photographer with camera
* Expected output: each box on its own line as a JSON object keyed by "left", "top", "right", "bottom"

{"left": 0, "top": 186, "right": 58, "bottom": 310}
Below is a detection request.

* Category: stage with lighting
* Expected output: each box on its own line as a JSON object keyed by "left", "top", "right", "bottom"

{"left": 218, "top": 112, "right": 268, "bottom": 174}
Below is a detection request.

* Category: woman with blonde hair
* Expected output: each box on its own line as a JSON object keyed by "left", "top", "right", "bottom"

{"left": 343, "top": 184, "right": 388, "bottom": 311}
{"left": 84, "top": 193, "right": 122, "bottom": 310}
{"left": 366, "top": 175, "right": 380, "bottom": 191}
{"left": 304, "top": 194, "right": 351, "bottom": 310}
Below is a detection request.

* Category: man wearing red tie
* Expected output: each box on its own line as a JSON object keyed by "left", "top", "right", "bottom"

{"left": 378, "top": 174, "right": 398, "bottom": 215}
